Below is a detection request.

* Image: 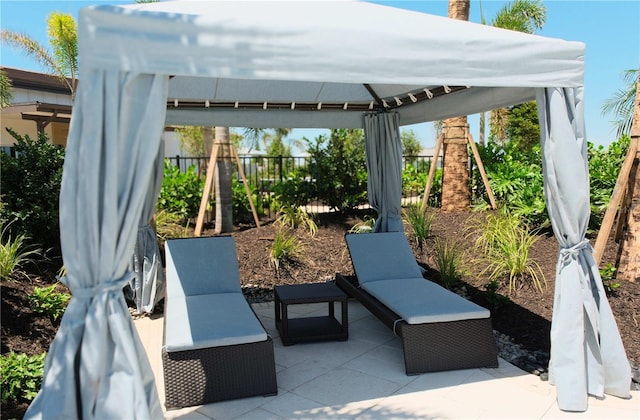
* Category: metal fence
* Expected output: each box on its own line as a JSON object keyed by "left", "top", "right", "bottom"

{"left": 167, "top": 154, "right": 439, "bottom": 218}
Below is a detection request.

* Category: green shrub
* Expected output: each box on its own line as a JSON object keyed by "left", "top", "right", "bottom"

{"left": 275, "top": 205, "right": 317, "bottom": 236}
{"left": 305, "top": 130, "right": 368, "bottom": 212}
{"left": 433, "top": 238, "right": 466, "bottom": 289}
{"left": 599, "top": 262, "right": 621, "bottom": 296}
{"left": 156, "top": 160, "right": 204, "bottom": 222}
{"left": 588, "top": 136, "right": 630, "bottom": 230}
{"left": 474, "top": 142, "right": 547, "bottom": 227}
{"left": 0, "top": 352, "right": 46, "bottom": 403}
{"left": 485, "top": 279, "right": 510, "bottom": 311}
{"left": 269, "top": 227, "right": 304, "bottom": 275}
{"left": 469, "top": 211, "right": 546, "bottom": 295}
{"left": 0, "top": 221, "right": 43, "bottom": 281}
{"left": 232, "top": 176, "right": 262, "bottom": 224}
{"left": 0, "top": 129, "right": 65, "bottom": 262}
{"left": 402, "top": 204, "right": 435, "bottom": 253}
{"left": 271, "top": 171, "right": 313, "bottom": 208}
{"left": 28, "top": 284, "right": 70, "bottom": 321}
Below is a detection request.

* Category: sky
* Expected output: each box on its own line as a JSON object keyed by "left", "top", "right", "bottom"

{"left": 1, "top": 0, "right": 638, "bottom": 150}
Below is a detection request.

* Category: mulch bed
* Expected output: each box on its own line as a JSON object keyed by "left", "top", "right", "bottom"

{"left": 2, "top": 209, "right": 639, "bottom": 418}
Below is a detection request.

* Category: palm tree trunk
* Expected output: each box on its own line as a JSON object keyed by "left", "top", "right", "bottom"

{"left": 214, "top": 126, "right": 234, "bottom": 233}
{"left": 441, "top": 0, "right": 471, "bottom": 212}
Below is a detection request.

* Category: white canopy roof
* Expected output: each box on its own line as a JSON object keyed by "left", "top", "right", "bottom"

{"left": 79, "top": 0, "right": 585, "bottom": 128}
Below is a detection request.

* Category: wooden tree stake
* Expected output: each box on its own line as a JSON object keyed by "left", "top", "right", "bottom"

{"left": 194, "top": 143, "right": 260, "bottom": 237}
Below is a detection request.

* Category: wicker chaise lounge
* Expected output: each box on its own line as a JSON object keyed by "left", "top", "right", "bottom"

{"left": 336, "top": 232, "right": 498, "bottom": 375}
{"left": 162, "top": 236, "right": 277, "bottom": 409}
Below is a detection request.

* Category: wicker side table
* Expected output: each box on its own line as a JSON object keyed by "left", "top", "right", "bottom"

{"left": 274, "top": 282, "right": 348, "bottom": 346}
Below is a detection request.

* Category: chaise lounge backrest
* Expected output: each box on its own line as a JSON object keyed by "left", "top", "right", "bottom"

{"left": 165, "top": 235, "right": 242, "bottom": 297}
{"left": 345, "top": 231, "right": 423, "bottom": 284}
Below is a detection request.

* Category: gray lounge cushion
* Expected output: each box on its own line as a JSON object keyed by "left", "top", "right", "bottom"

{"left": 362, "top": 278, "right": 490, "bottom": 324}
{"left": 346, "top": 232, "right": 422, "bottom": 284}
{"left": 165, "top": 292, "right": 268, "bottom": 352}
{"left": 165, "top": 236, "right": 242, "bottom": 296}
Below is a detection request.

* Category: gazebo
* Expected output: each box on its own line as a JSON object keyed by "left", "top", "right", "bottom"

{"left": 25, "top": 1, "right": 630, "bottom": 418}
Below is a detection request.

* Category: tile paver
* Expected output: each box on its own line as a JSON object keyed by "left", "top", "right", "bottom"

{"left": 134, "top": 300, "right": 639, "bottom": 419}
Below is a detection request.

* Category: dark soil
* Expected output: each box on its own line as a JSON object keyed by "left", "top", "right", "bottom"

{"left": 2, "top": 209, "right": 639, "bottom": 418}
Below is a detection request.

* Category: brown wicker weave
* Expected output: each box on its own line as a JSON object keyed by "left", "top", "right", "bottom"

{"left": 162, "top": 304, "right": 277, "bottom": 410}
{"left": 335, "top": 273, "right": 499, "bottom": 375}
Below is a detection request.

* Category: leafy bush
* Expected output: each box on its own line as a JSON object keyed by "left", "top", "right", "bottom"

{"left": 599, "top": 262, "right": 621, "bottom": 296}
{"left": 305, "top": 130, "right": 368, "bottom": 212}
{"left": 271, "top": 172, "right": 313, "bottom": 208}
{"left": 0, "top": 129, "right": 65, "bottom": 262}
{"left": 156, "top": 160, "right": 204, "bottom": 222}
{"left": 0, "top": 221, "right": 43, "bottom": 281}
{"left": 28, "top": 284, "right": 70, "bottom": 321}
{"left": 402, "top": 204, "right": 435, "bottom": 253}
{"left": 0, "top": 352, "right": 46, "bottom": 403}
{"left": 232, "top": 176, "right": 262, "bottom": 224}
{"left": 474, "top": 142, "right": 547, "bottom": 227}
{"left": 433, "top": 238, "right": 466, "bottom": 290}
{"left": 275, "top": 205, "right": 317, "bottom": 236}
{"left": 468, "top": 211, "right": 546, "bottom": 295}
{"left": 588, "top": 136, "right": 630, "bottom": 230}
{"left": 485, "top": 279, "right": 510, "bottom": 311}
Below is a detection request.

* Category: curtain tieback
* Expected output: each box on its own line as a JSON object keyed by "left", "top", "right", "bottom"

{"left": 61, "top": 272, "right": 135, "bottom": 299}
{"left": 559, "top": 239, "right": 592, "bottom": 264}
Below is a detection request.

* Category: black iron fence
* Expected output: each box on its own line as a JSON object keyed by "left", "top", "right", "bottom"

{"left": 167, "top": 154, "right": 440, "bottom": 217}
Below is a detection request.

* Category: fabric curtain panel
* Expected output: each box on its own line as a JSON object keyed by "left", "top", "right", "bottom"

{"left": 363, "top": 112, "right": 404, "bottom": 232}
{"left": 537, "top": 87, "right": 631, "bottom": 412}
{"left": 130, "top": 142, "right": 166, "bottom": 315}
{"left": 25, "top": 71, "right": 168, "bottom": 419}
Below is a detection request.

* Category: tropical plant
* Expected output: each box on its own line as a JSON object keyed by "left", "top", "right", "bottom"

{"left": 305, "top": 129, "right": 368, "bottom": 212}
{"left": 156, "top": 160, "right": 204, "bottom": 222}
{"left": 232, "top": 176, "right": 262, "bottom": 224}
{"left": 433, "top": 237, "right": 466, "bottom": 290}
{"left": 468, "top": 210, "right": 546, "bottom": 294}
{"left": 275, "top": 205, "right": 317, "bottom": 236}
{"left": 0, "top": 129, "right": 65, "bottom": 261}
{"left": 401, "top": 129, "right": 422, "bottom": 163}
{"left": 28, "top": 284, "right": 71, "bottom": 322}
{"left": 601, "top": 69, "right": 638, "bottom": 138}
{"left": 1, "top": 12, "right": 78, "bottom": 99}
{"left": 213, "top": 126, "right": 234, "bottom": 233}
{"left": 474, "top": 141, "right": 547, "bottom": 227}
{"left": 0, "top": 69, "right": 13, "bottom": 108}
{"left": 348, "top": 215, "right": 376, "bottom": 234}
{"left": 0, "top": 352, "right": 46, "bottom": 404}
{"left": 485, "top": 279, "right": 511, "bottom": 311}
{"left": 402, "top": 204, "right": 435, "bottom": 253}
{"left": 0, "top": 221, "right": 43, "bottom": 281}
{"left": 599, "top": 262, "right": 621, "bottom": 296}
{"left": 588, "top": 135, "right": 630, "bottom": 229}
{"left": 507, "top": 101, "right": 540, "bottom": 151}
{"left": 271, "top": 171, "right": 313, "bottom": 208}
{"left": 154, "top": 210, "right": 189, "bottom": 242}
{"left": 269, "top": 227, "right": 304, "bottom": 275}
{"left": 174, "top": 125, "right": 207, "bottom": 157}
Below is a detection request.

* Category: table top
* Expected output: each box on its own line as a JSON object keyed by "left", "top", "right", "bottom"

{"left": 274, "top": 282, "right": 347, "bottom": 303}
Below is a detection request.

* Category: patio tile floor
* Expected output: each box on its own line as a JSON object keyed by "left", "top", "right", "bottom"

{"left": 134, "top": 300, "right": 639, "bottom": 419}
